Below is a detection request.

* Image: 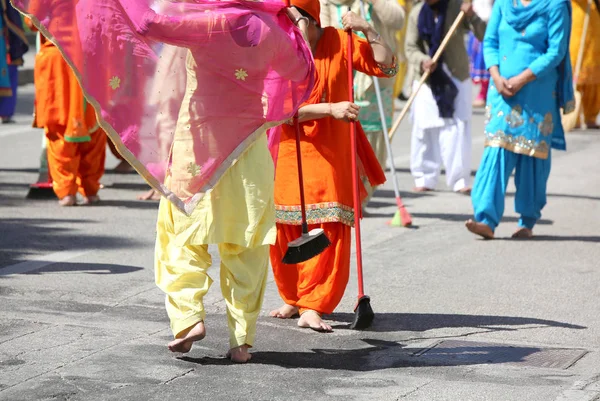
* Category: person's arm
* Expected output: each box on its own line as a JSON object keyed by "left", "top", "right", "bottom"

{"left": 461, "top": 2, "right": 487, "bottom": 41}
{"left": 296, "top": 102, "right": 360, "bottom": 123}
{"left": 370, "top": 0, "right": 405, "bottom": 30}
{"left": 404, "top": 6, "right": 431, "bottom": 73}
{"left": 319, "top": 1, "right": 333, "bottom": 28}
{"left": 527, "top": 4, "right": 570, "bottom": 79}
{"left": 484, "top": 1, "right": 514, "bottom": 97}
{"left": 343, "top": 11, "right": 395, "bottom": 68}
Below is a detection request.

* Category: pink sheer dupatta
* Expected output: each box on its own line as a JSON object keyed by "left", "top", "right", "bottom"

{"left": 11, "top": 0, "right": 314, "bottom": 214}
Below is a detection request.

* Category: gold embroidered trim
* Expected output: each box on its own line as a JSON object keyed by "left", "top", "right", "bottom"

{"left": 275, "top": 202, "right": 355, "bottom": 227}
{"left": 485, "top": 130, "right": 549, "bottom": 159}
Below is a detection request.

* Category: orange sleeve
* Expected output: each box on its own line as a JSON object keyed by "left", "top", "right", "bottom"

{"left": 24, "top": 17, "right": 38, "bottom": 32}
{"left": 350, "top": 33, "right": 388, "bottom": 78}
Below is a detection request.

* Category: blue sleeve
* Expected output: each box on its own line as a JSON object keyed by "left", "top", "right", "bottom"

{"left": 528, "top": 4, "right": 570, "bottom": 78}
{"left": 482, "top": 0, "right": 502, "bottom": 69}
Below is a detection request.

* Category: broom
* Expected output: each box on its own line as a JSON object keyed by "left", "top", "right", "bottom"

{"left": 358, "top": 0, "right": 412, "bottom": 228}
{"left": 282, "top": 116, "right": 332, "bottom": 263}
{"left": 27, "top": 131, "right": 56, "bottom": 199}
{"left": 346, "top": 29, "right": 374, "bottom": 330}
{"left": 388, "top": 2, "right": 470, "bottom": 142}
{"left": 562, "top": 0, "right": 591, "bottom": 132}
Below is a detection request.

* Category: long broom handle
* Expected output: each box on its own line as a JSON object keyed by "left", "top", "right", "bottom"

{"left": 574, "top": 0, "right": 592, "bottom": 81}
{"left": 357, "top": 0, "right": 403, "bottom": 202}
{"left": 293, "top": 116, "right": 310, "bottom": 234}
{"left": 347, "top": 30, "right": 366, "bottom": 298}
{"left": 388, "top": 8, "right": 468, "bottom": 141}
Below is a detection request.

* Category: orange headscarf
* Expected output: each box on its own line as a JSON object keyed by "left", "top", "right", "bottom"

{"left": 290, "top": 0, "right": 320, "bottom": 25}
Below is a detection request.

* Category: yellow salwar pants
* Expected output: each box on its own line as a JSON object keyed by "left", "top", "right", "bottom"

{"left": 154, "top": 133, "right": 276, "bottom": 348}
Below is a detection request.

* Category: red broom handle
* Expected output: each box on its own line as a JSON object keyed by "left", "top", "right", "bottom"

{"left": 294, "top": 116, "right": 309, "bottom": 233}
{"left": 347, "top": 30, "right": 365, "bottom": 298}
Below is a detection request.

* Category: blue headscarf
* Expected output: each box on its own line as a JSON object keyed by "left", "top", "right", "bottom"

{"left": 501, "top": 0, "right": 574, "bottom": 150}
{"left": 2, "top": 1, "right": 29, "bottom": 65}
{"left": 417, "top": 0, "right": 458, "bottom": 119}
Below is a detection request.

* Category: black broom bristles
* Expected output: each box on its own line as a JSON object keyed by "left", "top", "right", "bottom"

{"left": 282, "top": 227, "right": 331, "bottom": 264}
{"left": 350, "top": 295, "right": 374, "bottom": 330}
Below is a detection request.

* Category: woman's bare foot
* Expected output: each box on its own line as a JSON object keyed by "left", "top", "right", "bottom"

{"left": 413, "top": 186, "right": 434, "bottom": 193}
{"left": 465, "top": 219, "right": 494, "bottom": 239}
{"left": 457, "top": 187, "right": 472, "bottom": 195}
{"left": 167, "top": 321, "right": 206, "bottom": 354}
{"left": 298, "top": 310, "right": 332, "bottom": 332}
{"left": 81, "top": 195, "right": 100, "bottom": 205}
{"left": 137, "top": 188, "right": 161, "bottom": 201}
{"left": 227, "top": 345, "right": 252, "bottom": 363}
{"left": 472, "top": 98, "right": 485, "bottom": 108}
{"left": 113, "top": 160, "right": 134, "bottom": 174}
{"left": 269, "top": 304, "right": 299, "bottom": 319}
{"left": 512, "top": 227, "right": 533, "bottom": 239}
{"left": 58, "top": 195, "right": 76, "bottom": 207}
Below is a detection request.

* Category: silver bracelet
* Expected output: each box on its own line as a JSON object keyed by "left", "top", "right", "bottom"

{"left": 368, "top": 33, "right": 381, "bottom": 44}
{"left": 295, "top": 16, "right": 309, "bottom": 26}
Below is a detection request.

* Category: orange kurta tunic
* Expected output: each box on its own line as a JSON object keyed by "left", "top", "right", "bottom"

{"left": 27, "top": 18, "right": 106, "bottom": 199}
{"left": 270, "top": 28, "right": 389, "bottom": 315}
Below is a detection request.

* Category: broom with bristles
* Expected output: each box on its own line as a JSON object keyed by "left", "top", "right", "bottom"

{"left": 358, "top": 0, "right": 412, "bottom": 228}
{"left": 562, "top": 0, "right": 591, "bottom": 132}
{"left": 282, "top": 2, "right": 331, "bottom": 264}
{"left": 27, "top": 131, "right": 56, "bottom": 199}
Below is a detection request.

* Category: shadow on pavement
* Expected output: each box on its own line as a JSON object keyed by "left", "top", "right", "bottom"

{"left": 406, "top": 212, "right": 554, "bottom": 225}
{"left": 0, "top": 218, "right": 141, "bottom": 267}
{"left": 325, "top": 312, "right": 586, "bottom": 332}
{"left": 19, "top": 262, "right": 143, "bottom": 275}
{"left": 500, "top": 235, "right": 600, "bottom": 243}
{"left": 179, "top": 338, "right": 545, "bottom": 370}
{"left": 92, "top": 200, "right": 159, "bottom": 210}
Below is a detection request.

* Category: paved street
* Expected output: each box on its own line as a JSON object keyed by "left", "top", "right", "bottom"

{"left": 1, "top": 84, "right": 599, "bottom": 401}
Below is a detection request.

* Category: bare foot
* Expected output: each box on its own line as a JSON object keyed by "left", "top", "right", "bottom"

{"left": 413, "top": 187, "right": 434, "bottom": 193}
{"left": 137, "top": 188, "right": 161, "bottom": 201}
{"left": 269, "top": 304, "right": 299, "bottom": 319}
{"left": 472, "top": 98, "right": 485, "bottom": 108}
{"left": 457, "top": 187, "right": 472, "bottom": 196}
{"left": 298, "top": 310, "right": 332, "bottom": 332}
{"left": 82, "top": 195, "right": 100, "bottom": 205}
{"left": 113, "top": 160, "right": 134, "bottom": 174}
{"left": 465, "top": 219, "right": 494, "bottom": 240}
{"left": 227, "top": 345, "right": 252, "bottom": 363}
{"left": 58, "top": 195, "right": 77, "bottom": 207}
{"left": 512, "top": 227, "right": 533, "bottom": 239}
{"left": 167, "top": 321, "right": 206, "bottom": 354}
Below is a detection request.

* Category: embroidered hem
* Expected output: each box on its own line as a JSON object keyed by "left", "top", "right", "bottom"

{"left": 484, "top": 131, "right": 549, "bottom": 160}
{"left": 275, "top": 202, "right": 355, "bottom": 227}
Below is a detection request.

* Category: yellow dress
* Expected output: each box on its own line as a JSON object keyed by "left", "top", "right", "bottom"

{"left": 155, "top": 133, "right": 275, "bottom": 348}
{"left": 393, "top": 0, "right": 410, "bottom": 98}
{"left": 570, "top": 0, "right": 600, "bottom": 123}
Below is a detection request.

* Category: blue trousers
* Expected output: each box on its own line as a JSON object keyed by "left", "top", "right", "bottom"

{"left": 0, "top": 65, "right": 18, "bottom": 118}
{"left": 471, "top": 146, "right": 551, "bottom": 231}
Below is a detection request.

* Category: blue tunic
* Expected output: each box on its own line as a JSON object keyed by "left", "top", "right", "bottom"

{"left": 0, "top": 17, "right": 13, "bottom": 99}
{"left": 482, "top": 0, "right": 571, "bottom": 160}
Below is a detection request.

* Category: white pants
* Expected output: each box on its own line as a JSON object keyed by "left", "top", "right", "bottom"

{"left": 409, "top": 76, "right": 472, "bottom": 191}
{"left": 410, "top": 120, "right": 472, "bottom": 191}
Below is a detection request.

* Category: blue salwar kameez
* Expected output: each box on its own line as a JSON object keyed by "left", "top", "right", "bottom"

{"left": 471, "top": 0, "right": 574, "bottom": 232}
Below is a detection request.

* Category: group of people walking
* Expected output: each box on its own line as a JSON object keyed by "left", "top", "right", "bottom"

{"left": 8, "top": 0, "right": 599, "bottom": 363}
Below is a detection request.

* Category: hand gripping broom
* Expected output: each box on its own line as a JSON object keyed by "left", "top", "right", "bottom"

{"left": 358, "top": 0, "right": 412, "bottom": 227}
{"left": 282, "top": 117, "right": 331, "bottom": 263}
{"left": 388, "top": 1, "right": 470, "bottom": 142}
{"left": 347, "top": 29, "right": 374, "bottom": 330}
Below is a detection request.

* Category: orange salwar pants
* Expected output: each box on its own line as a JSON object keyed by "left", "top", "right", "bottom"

{"left": 46, "top": 127, "right": 107, "bottom": 199}
{"left": 270, "top": 222, "right": 351, "bottom": 315}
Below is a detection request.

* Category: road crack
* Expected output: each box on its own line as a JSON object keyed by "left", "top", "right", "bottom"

{"left": 162, "top": 368, "right": 195, "bottom": 385}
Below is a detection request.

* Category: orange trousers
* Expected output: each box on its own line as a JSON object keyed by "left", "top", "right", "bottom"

{"left": 46, "top": 126, "right": 107, "bottom": 199}
{"left": 270, "top": 222, "right": 351, "bottom": 315}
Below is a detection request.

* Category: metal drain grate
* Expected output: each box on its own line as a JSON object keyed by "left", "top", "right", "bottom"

{"left": 414, "top": 340, "right": 588, "bottom": 369}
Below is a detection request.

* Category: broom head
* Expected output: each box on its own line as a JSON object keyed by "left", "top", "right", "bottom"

{"left": 561, "top": 90, "right": 582, "bottom": 133}
{"left": 388, "top": 198, "right": 412, "bottom": 227}
{"left": 282, "top": 228, "right": 331, "bottom": 264}
{"left": 26, "top": 182, "right": 56, "bottom": 199}
{"left": 350, "top": 295, "right": 374, "bottom": 330}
